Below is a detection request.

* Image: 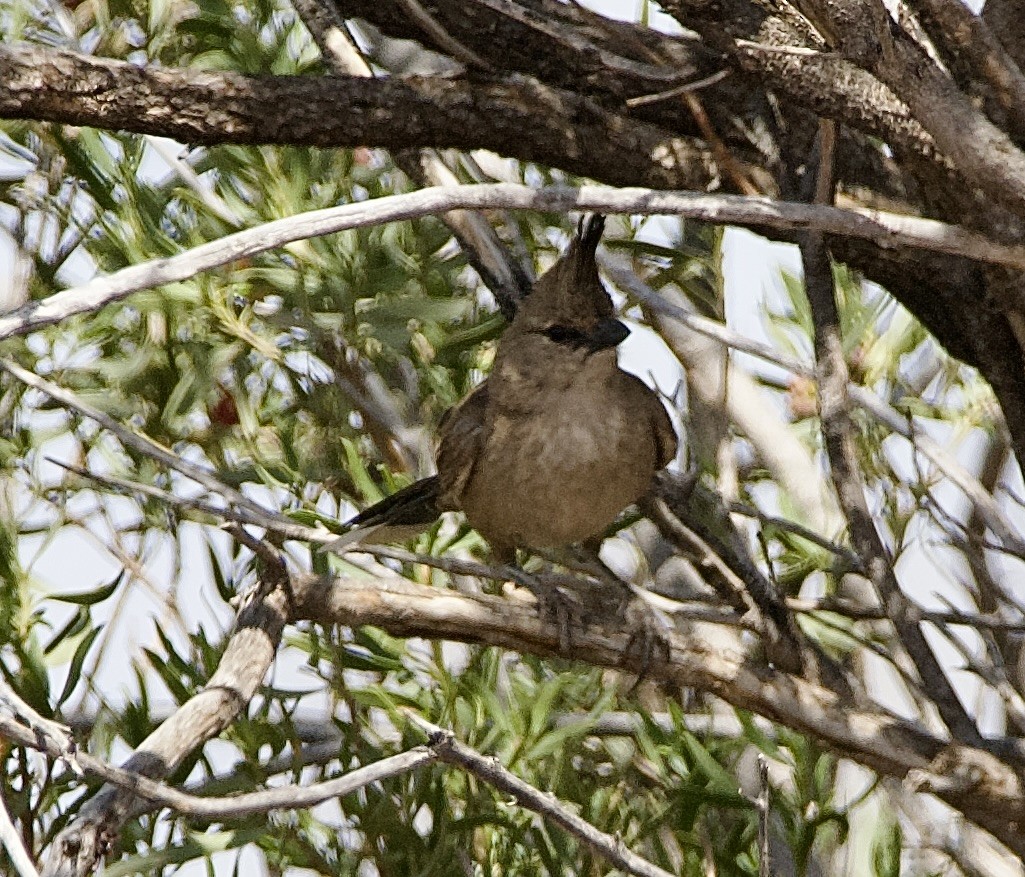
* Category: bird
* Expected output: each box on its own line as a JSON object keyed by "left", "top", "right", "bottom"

{"left": 335, "top": 216, "right": 810, "bottom": 674}
{"left": 334, "top": 214, "right": 678, "bottom": 565}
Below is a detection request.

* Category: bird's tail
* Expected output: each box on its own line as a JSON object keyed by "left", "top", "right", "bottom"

{"left": 325, "top": 475, "right": 442, "bottom": 552}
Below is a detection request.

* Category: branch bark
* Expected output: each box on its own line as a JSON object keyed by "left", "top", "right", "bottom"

{"left": 0, "top": 42, "right": 712, "bottom": 191}
{"left": 907, "top": 0, "right": 1025, "bottom": 141}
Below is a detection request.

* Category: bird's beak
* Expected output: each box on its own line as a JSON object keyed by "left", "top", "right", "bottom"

{"left": 588, "top": 318, "right": 630, "bottom": 351}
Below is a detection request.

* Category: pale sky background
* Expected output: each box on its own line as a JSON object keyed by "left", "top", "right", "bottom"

{"left": 3, "top": 0, "right": 1022, "bottom": 873}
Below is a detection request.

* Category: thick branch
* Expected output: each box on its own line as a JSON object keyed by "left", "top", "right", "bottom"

{"left": 907, "top": 0, "right": 1025, "bottom": 141}
{"left": 801, "top": 0, "right": 1025, "bottom": 216}
{"left": 290, "top": 572, "right": 1025, "bottom": 855}
{"left": 0, "top": 42, "right": 711, "bottom": 191}
{"left": 340, "top": 0, "right": 942, "bottom": 185}
{"left": 41, "top": 565, "right": 291, "bottom": 877}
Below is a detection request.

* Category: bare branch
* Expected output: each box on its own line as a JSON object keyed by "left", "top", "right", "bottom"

{"left": 414, "top": 719, "right": 678, "bottom": 877}
{"left": 756, "top": 754, "right": 771, "bottom": 877}
{"left": 0, "top": 790, "right": 41, "bottom": 877}
{"left": 0, "top": 708, "right": 433, "bottom": 821}
{"left": 0, "top": 359, "right": 285, "bottom": 532}
{"left": 0, "top": 42, "right": 712, "bottom": 191}
{"left": 41, "top": 558, "right": 291, "bottom": 877}
{"left": 798, "top": 137, "right": 980, "bottom": 744}
{"left": 0, "top": 676, "right": 76, "bottom": 758}
{"left": 787, "top": 597, "right": 1025, "bottom": 632}
{"left": 906, "top": 0, "right": 1025, "bottom": 140}
{"left": 803, "top": 0, "right": 1025, "bottom": 215}
{"left": 124, "top": 748, "right": 433, "bottom": 820}
{"left": 3, "top": 184, "right": 1025, "bottom": 348}
{"left": 289, "top": 571, "right": 1025, "bottom": 856}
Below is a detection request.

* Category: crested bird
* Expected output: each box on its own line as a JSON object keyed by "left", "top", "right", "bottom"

{"left": 336, "top": 215, "right": 677, "bottom": 564}
{"left": 334, "top": 216, "right": 804, "bottom": 672}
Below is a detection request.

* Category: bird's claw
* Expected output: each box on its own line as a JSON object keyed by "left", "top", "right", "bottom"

{"left": 524, "top": 574, "right": 586, "bottom": 651}
{"left": 622, "top": 594, "right": 673, "bottom": 684}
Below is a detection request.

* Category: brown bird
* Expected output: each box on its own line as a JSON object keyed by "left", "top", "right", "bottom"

{"left": 336, "top": 215, "right": 677, "bottom": 564}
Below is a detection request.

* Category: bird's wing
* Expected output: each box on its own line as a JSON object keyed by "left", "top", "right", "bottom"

{"left": 650, "top": 393, "right": 678, "bottom": 469}
{"left": 324, "top": 475, "right": 441, "bottom": 552}
{"left": 436, "top": 380, "right": 491, "bottom": 508}
{"left": 622, "top": 373, "right": 678, "bottom": 469}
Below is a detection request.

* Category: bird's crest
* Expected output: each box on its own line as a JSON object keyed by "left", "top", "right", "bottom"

{"left": 514, "top": 214, "right": 613, "bottom": 327}
{"left": 575, "top": 214, "right": 605, "bottom": 266}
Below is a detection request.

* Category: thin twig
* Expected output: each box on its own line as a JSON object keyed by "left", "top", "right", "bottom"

{"left": 625, "top": 69, "right": 731, "bottom": 107}
{"left": 756, "top": 754, "right": 771, "bottom": 877}
{"left": 0, "top": 708, "right": 434, "bottom": 821}
{"left": 799, "top": 121, "right": 980, "bottom": 745}
{"left": 725, "top": 500, "right": 860, "bottom": 567}
{"left": 786, "top": 597, "right": 1025, "bottom": 631}
{"left": 0, "top": 791, "right": 41, "bottom": 877}
{"left": 410, "top": 717, "right": 677, "bottom": 877}
{"left": 395, "top": 0, "right": 495, "bottom": 71}
{"left": 0, "top": 360, "right": 285, "bottom": 532}
{"left": 0, "top": 675, "right": 76, "bottom": 759}
{"left": 49, "top": 459, "right": 309, "bottom": 540}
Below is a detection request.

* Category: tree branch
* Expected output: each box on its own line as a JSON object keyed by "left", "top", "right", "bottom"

{"left": 798, "top": 142, "right": 982, "bottom": 745}
{"left": 0, "top": 790, "right": 40, "bottom": 877}
{"left": 0, "top": 359, "right": 283, "bottom": 532}
{"left": 801, "top": 0, "right": 1025, "bottom": 216}
{"left": 0, "top": 42, "right": 712, "bottom": 192}
{"left": 416, "top": 719, "right": 677, "bottom": 877}
{"left": 41, "top": 560, "right": 291, "bottom": 877}
{"left": 906, "top": 0, "right": 1025, "bottom": 141}
{"left": 3, "top": 184, "right": 1025, "bottom": 347}
{"left": 289, "top": 571, "right": 1025, "bottom": 856}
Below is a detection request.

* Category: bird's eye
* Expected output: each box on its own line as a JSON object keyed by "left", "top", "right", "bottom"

{"left": 541, "top": 325, "right": 588, "bottom": 346}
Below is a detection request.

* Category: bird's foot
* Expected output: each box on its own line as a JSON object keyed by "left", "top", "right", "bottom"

{"left": 620, "top": 591, "right": 674, "bottom": 684}
{"left": 562, "top": 545, "right": 631, "bottom": 593}
{"left": 517, "top": 572, "right": 588, "bottom": 651}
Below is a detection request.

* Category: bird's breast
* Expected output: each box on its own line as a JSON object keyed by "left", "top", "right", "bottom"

{"left": 458, "top": 367, "right": 664, "bottom": 551}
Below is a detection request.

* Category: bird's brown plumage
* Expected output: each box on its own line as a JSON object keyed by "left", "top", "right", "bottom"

{"left": 338, "top": 217, "right": 810, "bottom": 673}
{"left": 341, "top": 215, "right": 677, "bottom": 562}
